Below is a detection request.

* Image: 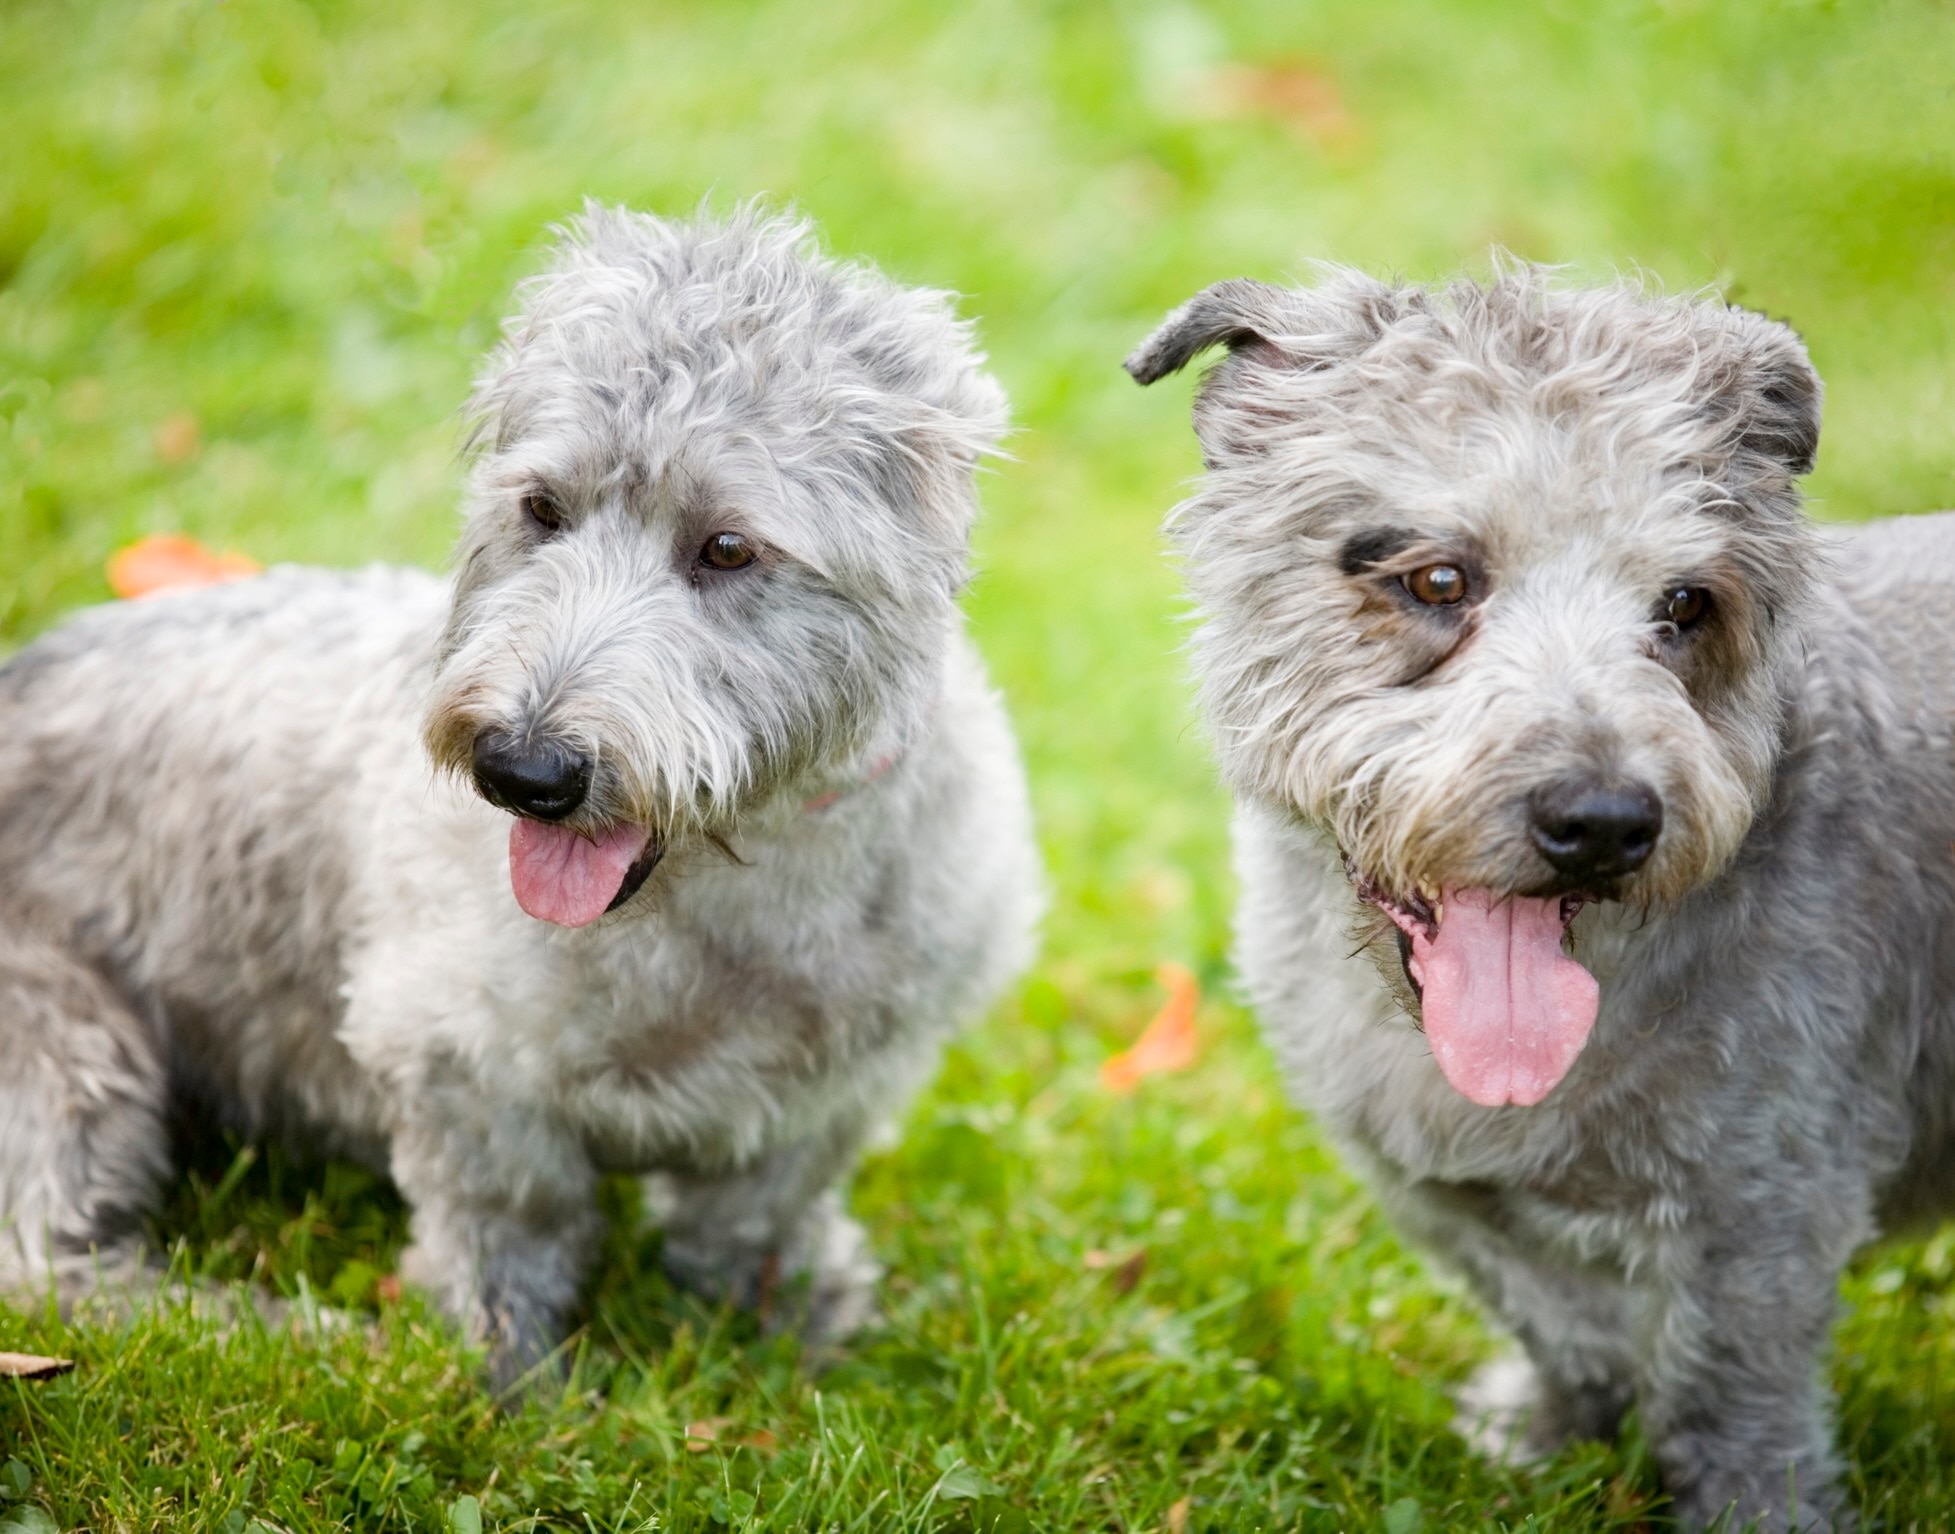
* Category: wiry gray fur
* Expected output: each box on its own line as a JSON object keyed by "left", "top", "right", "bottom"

{"left": 1131, "top": 262, "right": 1955, "bottom": 1530}
{"left": 0, "top": 204, "right": 1041, "bottom": 1387}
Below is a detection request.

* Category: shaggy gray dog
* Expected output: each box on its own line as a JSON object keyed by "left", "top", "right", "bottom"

{"left": 1129, "top": 264, "right": 1955, "bottom": 1530}
{"left": 0, "top": 205, "right": 1040, "bottom": 1385}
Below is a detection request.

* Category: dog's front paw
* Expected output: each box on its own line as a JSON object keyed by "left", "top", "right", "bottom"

{"left": 660, "top": 1190, "right": 882, "bottom": 1347}
{"left": 397, "top": 1232, "right": 578, "bottom": 1397}
{"left": 793, "top": 1203, "right": 881, "bottom": 1347}
{"left": 1668, "top": 1466, "right": 1849, "bottom": 1533}
{"left": 1455, "top": 1353, "right": 1630, "bottom": 1464}
{"left": 1455, "top": 1355, "right": 1552, "bottom": 1464}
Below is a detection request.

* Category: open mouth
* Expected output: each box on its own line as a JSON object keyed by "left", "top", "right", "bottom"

{"left": 507, "top": 819, "right": 664, "bottom": 927}
{"left": 1346, "top": 858, "right": 1601, "bottom": 1109}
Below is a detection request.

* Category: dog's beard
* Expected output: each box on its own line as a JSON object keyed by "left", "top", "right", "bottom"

{"left": 1352, "top": 865, "right": 1600, "bottom": 1108}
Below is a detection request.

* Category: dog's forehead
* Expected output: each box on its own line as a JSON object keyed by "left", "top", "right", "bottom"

{"left": 1436, "top": 429, "right": 1724, "bottom": 560}
{"left": 1226, "top": 280, "right": 1756, "bottom": 496}
{"left": 493, "top": 307, "right": 941, "bottom": 508}
{"left": 489, "top": 348, "right": 887, "bottom": 500}
{"left": 491, "top": 241, "right": 904, "bottom": 447}
{"left": 1277, "top": 385, "right": 1744, "bottom": 572}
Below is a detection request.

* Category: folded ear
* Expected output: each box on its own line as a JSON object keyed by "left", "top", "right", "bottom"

{"left": 1724, "top": 309, "right": 1822, "bottom": 478}
{"left": 843, "top": 299, "right": 1009, "bottom": 560}
{"left": 1123, "top": 278, "right": 1303, "bottom": 384}
{"left": 1126, "top": 273, "right": 1404, "bottom": 467}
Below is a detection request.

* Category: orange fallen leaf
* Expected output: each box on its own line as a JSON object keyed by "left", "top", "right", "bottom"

{"left": 1167, "top": 1496, "right": 1191, "bottom": 1534}
{"left": 1199, "top": 60, "right": 1357, "bottom": 148}
{"left": 154, "top": 411, "right": 201, "bottom": 465}
{"left": 684, "top": 1417, "right": 734, "bottom": 1452}
{"left": 107, "top": 534, "right": 261, "bottom": 599}
{"left": 1084, "top": 1248, "right": 1148, "bottom": 1294}
{"left": 374, "top": 1274, "right": 403, "bottom": 1304}
{"left": 1100, "top": 963, "right": 1201, "bottom": 1093}
{"left": 682, "top": 1417, "right": 776, "bottom": 1454}
{"left": 0, "top": 1352, "right": 74, "bottom": 1380}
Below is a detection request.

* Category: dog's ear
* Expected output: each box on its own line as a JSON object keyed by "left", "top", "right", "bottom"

{"left": 1723, "top": 310, "right": 1822, "bottom": 479}
{"left": 1126, "top": 274, "right": 1400, "bottom": 467}
{"left": 874, "top": 378, "right": 1009, "bottom": 547}
{"left": 1123, "top": 279, "right": 1302, "bottom": 385}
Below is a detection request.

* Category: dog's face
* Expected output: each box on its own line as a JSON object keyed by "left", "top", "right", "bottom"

{"left": 1132, "top": 268, "right": 1822, "bottom": 1104}
{"left": 425, "top": 205, "right": 1004, "bottom": 926}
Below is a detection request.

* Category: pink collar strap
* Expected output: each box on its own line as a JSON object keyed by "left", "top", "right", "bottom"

{"left": 802, "top": 696, "right": 936, "bottom": 815}
{"left": 802, "top": 749, "right": 901, "bottom": 814}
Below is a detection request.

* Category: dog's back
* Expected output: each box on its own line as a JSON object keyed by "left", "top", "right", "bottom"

{"left": 0, "top": 565, "right": 444, "bottom": 1152}
{"left": 1835, "top": 509, "right": 1955, "bottom": 709}
{"left": 1830, "top": 510, "right": 1955, "bottom": 1220}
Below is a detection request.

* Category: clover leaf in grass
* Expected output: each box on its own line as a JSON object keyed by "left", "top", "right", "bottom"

{"left": 936, "top": 1466, "right": 1007, "bottom": 1500}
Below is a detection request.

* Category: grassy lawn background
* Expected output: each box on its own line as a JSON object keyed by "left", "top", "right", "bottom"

{"left": 3, "top": 1, "right": 1954, "bottom": 1529}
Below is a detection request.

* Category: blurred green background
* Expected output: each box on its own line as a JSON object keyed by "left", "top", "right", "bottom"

{"left": 3, "top": 2, "right": 1954, "bottom": 1530}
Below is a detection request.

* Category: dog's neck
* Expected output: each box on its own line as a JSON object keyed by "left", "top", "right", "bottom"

{"left": 801, "top": 691, "right": 941, "bottom": 814}
{"left": 802, "top": 748, "right": 904, "bottom": 813}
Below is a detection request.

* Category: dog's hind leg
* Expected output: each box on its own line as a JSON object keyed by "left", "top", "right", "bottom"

{"left": 653, "top": 1115, "right": 880, "bottom": 1347}
{"left": 0, "top": 926, "right": 171, "bottom": 1310}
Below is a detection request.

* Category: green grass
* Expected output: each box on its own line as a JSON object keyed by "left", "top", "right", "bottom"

{"left": 4, "top": 0, "right": 1955, "bottom": 1529}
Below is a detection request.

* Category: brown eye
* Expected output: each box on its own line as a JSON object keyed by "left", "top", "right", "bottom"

{"left": 1662, "top": 586, "right": 1710, "bottom": 629}
{"left": 1404, "top": 564, "right": 1467, "bottom": 606}
{"left": 522, "top": 491, "right": 564, "bottom": 533}
{"left": 699, "top": 531, "right": 757, "bottom": 571}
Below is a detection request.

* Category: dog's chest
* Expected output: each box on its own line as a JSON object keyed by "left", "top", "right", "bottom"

{"left": 1313, "top": 908, "right": 1727, "bottom": 1231}
{"left": 544, "top": 910, "right": 917, "bottom": 1174}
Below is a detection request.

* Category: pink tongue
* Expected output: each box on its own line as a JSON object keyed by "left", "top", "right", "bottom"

{"left": 507, "top": 820, "right": 650, "bottom": 927}
{"left": 1405, "top": 886, "right": 1600, "bottom": 1107}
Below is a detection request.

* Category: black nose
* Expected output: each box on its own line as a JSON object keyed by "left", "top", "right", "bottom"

{"left": 470, "top": 729, "right": 590, "bottom": 822}
{"left": 1529, "top": 779, "right": 1663, "bottom": 886}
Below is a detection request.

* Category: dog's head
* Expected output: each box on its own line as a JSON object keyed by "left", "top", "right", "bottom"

{"left": 1131, "top": 263, "right": 1821, "bottom": 1104}
{"left": 425, "top": 203, "right": 1005, "bottom": 927}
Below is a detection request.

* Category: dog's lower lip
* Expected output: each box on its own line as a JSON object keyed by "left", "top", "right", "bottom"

{"left": 605, "top": 835, "right": 665, "bottom": 911}
{"left": 1394, "top": 926, "right": 1422, "bottom": 1000}
{"left": 1344, "top": 858, "right": 1594, "bottom": 990}
{"left": 1361, "top": 882, "right": 1593, "bottom": 1015}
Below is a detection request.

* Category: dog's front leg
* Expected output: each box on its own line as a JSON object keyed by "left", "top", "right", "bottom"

{"left": 1380, "top": 1174, "right": 1639, "bottom": 1458}
{"left": 653, "top": 1114, "right": 880, "bottom": 1346}
{"left": 1640, "top": 1194, "right": 1864, "bottom": 1532}
{"left": 389, "top": 1108, "right": 603, "bottom": 1394}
